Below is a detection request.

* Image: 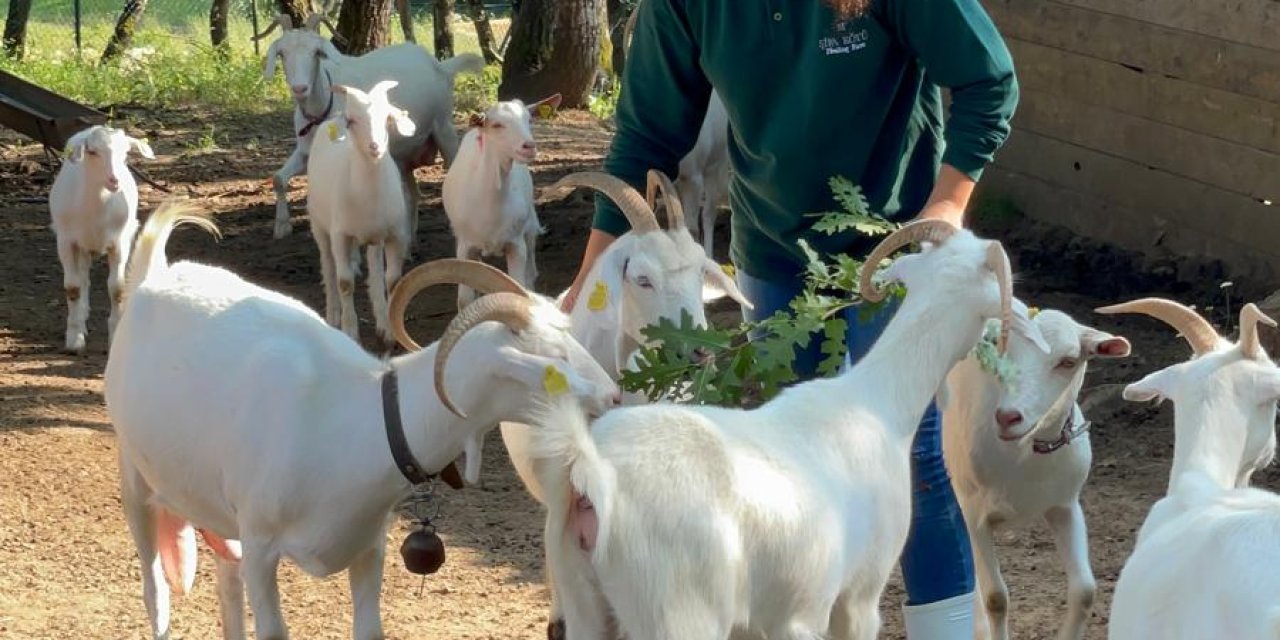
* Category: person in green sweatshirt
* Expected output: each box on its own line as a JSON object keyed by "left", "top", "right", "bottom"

{"left": 560, "top": 0, "right": 1018, "bottom": 636}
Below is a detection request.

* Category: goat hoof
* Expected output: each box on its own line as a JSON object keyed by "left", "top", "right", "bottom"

{"left": 273, "top": 220, "right": 292, "bottom": 239}
{"left": 546, "top": 619, "right": 565, "bottom": 640}
{"left": 64, "top": 335, "right": 86, "bottom": 355}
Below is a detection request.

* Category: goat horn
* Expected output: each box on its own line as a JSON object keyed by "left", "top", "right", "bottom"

{"left": 253, "top": 14, "right": 290, "bottom": 41}
{"left": 388, "top": 258, "right": 530, "bottom": 353}
{"left": 544, "top": 172, "right": 660, "bottom": 234}
{"left": 1095, "top": 297, "right": 1219, "bottom": 356}
{"left": 622, "top": 3, "right": 640, "bottom": 50}
{"left": 1239, "top": 303, "right": 1277, "bottom": 360}
{"left": 645, "top": 169, "right": 685, "bottom": 230}
{"left": 320, "top": 17, "right": 339, "bottom": 34}
{"left": 435, "top": 293, "right": 535, "bottom": 419}
{"left": 304, "top": 12, "right": 324, "bottom": 30}
{"left": 858, "top": 219, "right": 958, "bottom": 303}
{"left": 986, "top": 242, "right": 1014, "bottom": 355}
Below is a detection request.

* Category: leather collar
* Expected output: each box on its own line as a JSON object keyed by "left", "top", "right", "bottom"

{"left": 1032, "top": 408, "right": 1091, "bottom": 455}
{"left": 381, "top": 367, "right": 464, "bottom": 488}
{"left": 297, "top": 69, "right": 336, "bottom": 138}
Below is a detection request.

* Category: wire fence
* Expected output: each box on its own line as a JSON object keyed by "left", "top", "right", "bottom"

{"left": 0, "top": 0, "right": 515, "bottom": 61}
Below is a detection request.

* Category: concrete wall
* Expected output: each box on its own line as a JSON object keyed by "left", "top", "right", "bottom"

{"left": 978, "top": 0, "right": 1280, "bottom": 282}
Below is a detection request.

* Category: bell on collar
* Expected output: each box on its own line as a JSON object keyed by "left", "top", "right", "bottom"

{"left": 400, "top": 526, "right": 445, "bottom": 575}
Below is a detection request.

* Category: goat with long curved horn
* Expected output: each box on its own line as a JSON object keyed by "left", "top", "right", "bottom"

{"left": 543, "top": 172, "right": 661, "bottom": 234}
{"left": 858, "top": 219, "right": 958, "bottom": 303}
{"left": 387, "top": 259, "right": 533, "bottom": 418}
{"left": 253, "top": 13, "right": 292, "bottom": 41}
{"left": 1096, "top": 297, "right": 1220, "bottom": 357}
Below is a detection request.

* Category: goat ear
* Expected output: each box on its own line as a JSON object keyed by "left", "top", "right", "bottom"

{"left": 461, "top": 433, "right": 485, "bottom": 486}
{"left": 1010, "top": 298, "right": 1051, "bottom": 354}
{"left": 529, "top": 93, "right": 563, "bottom": 119}
{"left": 1082, "top": 329, "right": 1131, "bottom": 359}
{"left": 318, "top": 38, "right": 343, "bottom": 60}
{"left": 496, "top": 347, "right": 586, "bottom": 399}
{"left": 701, "top": 258, "right": 753, "bottom": 309}
{"left": 1253, "top": 368, "right": 1280, "bottom": 403}
{"left": 263, "top": 39, "right": 282, "bottom": 80}
{"left": 1122, "top": 367, "right": 1179, "bottom": 404}
{"left": 389, "top": 108, "right": 416, "bottom": 137}
{"left": 128, "top": 136, "right": 155, "bottom": 160}
{"left": 370, "top": 79, "right": 398, "bottom": 98}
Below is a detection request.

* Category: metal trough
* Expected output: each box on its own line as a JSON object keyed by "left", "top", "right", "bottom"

{"left": 0, "top": 69, "right": 107, "bottom": 151}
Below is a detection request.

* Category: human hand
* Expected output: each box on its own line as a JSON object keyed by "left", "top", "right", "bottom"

{"left": 915, "top": 199, "right": 965, "bottom": 229}
{"left": 560, "top": 277, "right": 585, "bottom": 313}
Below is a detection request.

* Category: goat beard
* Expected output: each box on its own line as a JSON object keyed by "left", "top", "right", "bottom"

{"left": 825, "top": 0, "right": 871, "bottom": 19}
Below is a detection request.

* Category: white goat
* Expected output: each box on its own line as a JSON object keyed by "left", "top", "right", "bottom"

{"left": 104, "top": 201, "right": 619, "bottom": 640}
{"left": 442, "top": 95, "right": 561, "bottom": 309}
{"left": 258, "top": 12, "right": 483, "bottom": 239}
{"left": 307, "top": 80, "right": 415, "bottom": 345}
{"left": 527, "top": 220, "right": 1047, "bottom": 639}
{"left": 1097, "top": 299, "right": 1280, "bottom": 639}
{"left": 942, "top": 308, "right": 1131, "bottom": 640}
{"left": 48, "top": 125, "right": 154, "bottom": 354}
{"left": 675, "top": 90, "right": 730, "bottom": 257}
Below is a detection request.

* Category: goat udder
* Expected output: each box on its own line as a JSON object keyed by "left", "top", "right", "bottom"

{"left": 155, "top": 507, "right": 198, "bottom": 596}
{"left": 199, "top": 529, "right": 242, "bottom": 562}
{"left": 568, "top": 490, "right": 598, "bottom": 552}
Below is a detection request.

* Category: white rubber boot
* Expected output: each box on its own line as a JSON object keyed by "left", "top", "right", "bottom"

{"left": 902, "top": 591, "right": 976, "bottom": 639}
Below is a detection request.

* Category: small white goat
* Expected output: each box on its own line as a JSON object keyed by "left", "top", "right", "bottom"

{"left": 675, "top": 90, "right": 730, "bottom": 257}
{"left": 104, "top": 201, "right": 619, "bottom": 640}
{"left": 527, "top": 220, "right": 1047, "bottom": 639}
{"left": 1098, "top": 299, "right": 1280, "bottom": 639}
{"left": 442, "top": 95, "right": 561, "bottom": 310}
{"left": 258, "top": 11, "right": 483, "bottom": 239}
{"left": 307, "top": 80, "right": 415, "bottom": 345}
{"left": 48, "top": 125, "right": 154, "bottom": 354}
{"left": 942, "top": 308, "right": 1130, "bottom": 640}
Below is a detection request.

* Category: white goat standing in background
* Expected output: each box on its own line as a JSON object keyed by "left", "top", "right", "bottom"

{"left": 257, "top": 10, "right": 483, "bottom": 240}
{"left": 48, "top": 125, "right": 154, "bottom": 354}
{"left": 306, "top": 80, "right": 416, "bottom": 346}
{"left": 528, "top": 220, "right": 1047, "bottom": 640}
{"left": 1098, "top": 298, "right": 1280, "bottom": 639}
{"left": 442, "top": 95, "right": 561, "bottom": 310}
{"left": 943, "top": 308, "right": 1130, "bottom": 640}
{"left": 104, "top": 200, "right": 619, "bottom": 640}
{"left": 675, "top": 90, "right": 730, "bottom": 257}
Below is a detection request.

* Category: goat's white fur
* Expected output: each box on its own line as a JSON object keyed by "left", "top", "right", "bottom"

{"left": 262, "top": 22, "right": 483, "bottom": 240}
{"left": 104, "top": 202, "right": 618, "bottom": 640}
{"left": 306, "top": 80, "right": 415, "bottom": 345}
{"left": 943, "top": 309, "right": 1130, "bottom": 640}
{"left": 1106, "top": 304, "right": 1280, "bottom": 639}
{"left": 675, "top": 90, "right": 730, "bottom": 258}
{"left": 48, "top": 125, "right": 154, "bottom": 354}
{"left": 442, "top": 97, "right": 552, "bottom": 309}
{"left": 527, "top": 229, "right": 1042, "bottom": 639}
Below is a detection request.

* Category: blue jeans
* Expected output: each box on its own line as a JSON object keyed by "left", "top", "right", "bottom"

{"left": 737, "top": 270, "right": 974, "bottom": 605}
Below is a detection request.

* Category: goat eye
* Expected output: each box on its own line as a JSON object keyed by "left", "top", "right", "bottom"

{"left": 86, "top": 149, "right": 99, "bottom": 156}
{"left": 636, "top": 276, "right": 653, "bottom": 289}
{"left": 491, "top": 122, "right": 505, "bottom": 129}
{"left": 345, "top": 117, "right": 355, "bottom": 127}
{"left": 1056, "top": 358, "right": 1078, "bottom": 370}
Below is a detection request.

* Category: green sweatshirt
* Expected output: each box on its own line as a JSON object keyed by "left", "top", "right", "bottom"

{"left": 594, "top": 0, "right": 1019, "bottom": 283}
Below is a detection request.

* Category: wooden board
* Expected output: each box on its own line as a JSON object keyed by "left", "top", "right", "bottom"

{"left": 1053, "top": 0, "right": 1280, "bottom": 53}
{"left": 1008, "top": 38, "right": 1280, "bottom": 155}
{"left": 1012, "top": 86, "right": 1280, "bottom": 202}
{"left": 980, "top": 166, "right": 1280, "bottom": 280}
{"left": 985, "top": 0, "right": 1280, "bottom": 103}
{"left": 992, "top": 129, "right": 1280, "bottom": 252}
{"left": 0, "top": 70, "right": 105, "bottom": 149}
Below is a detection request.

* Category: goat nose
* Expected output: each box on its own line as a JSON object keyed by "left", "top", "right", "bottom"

{"left": 291, "top": 84, "right": 308, "bottom": 94}
{"left": 610, "top": 391, "right": 622, "bottom": 406}
{"left": 692, "top": 347, "right": 712, "bottom": 364}
{"left": 105, "top": 177, "right": 120, "bottom": 191}
{"left": 368, "top": 143, "right": 381, "bottom": 155}
{"left": 995, "top": 409, "right": 1024, "bottom": 429}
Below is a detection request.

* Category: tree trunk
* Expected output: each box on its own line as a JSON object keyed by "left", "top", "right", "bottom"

{"left": 2, "top": 0, "right": 32, "bottom": 60}
{"left": 432, "top": 0, "right": 454, "bottom": 59}
{"left": 209, "top": 0, "right": 230, "bottom": 55}
{"left": 467, "top": 0, "right": 499, "bottom": 64}
{"left": 101, "top": 0, "right": 150, "bottom": 64}
{"left": 396, "top": 0, "right": 415, "bottom": 42}
{"left": 605, "top": 0, "right": 631, "bottom": 77}
{"left": 499, "top": 0, "right": 602, "bottom": 109}
{"left": 274, "top": 0, "right": 312, "bottom": 29}
{"left": 335, "top": 0, "right": 393, "bottom": 55}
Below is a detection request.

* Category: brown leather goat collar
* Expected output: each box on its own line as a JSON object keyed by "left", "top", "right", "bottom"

{"left": 296, "top": 69, "right": 336, "bottom": 138}
{"left": 1032, "top": 409, "right": 1091, "bottom": 455}
{"left": 381, "top": 367, "right": 464, "bottom": 489}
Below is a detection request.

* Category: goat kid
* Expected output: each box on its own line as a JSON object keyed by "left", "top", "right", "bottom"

{"left": 442, "top": 95, "right": 561, "bottom": 310}
{"left": 49, "top": 124, "right": 154, "bottom": 354}
{"left": 259, "top": 11, "right": 483, "bottom": 240}
{"left": 105, "top": 201, "right": 619, "bottom": 640}
{"left": 943, "top": 308, "right": 1130, "bottom": 640}
{"left": 528, "top": 220, "right": 1046, "bottom": 640}
{"left": 1099, "top": 299, "right": 1280, "bottom": 639}
{"left": 307, "top": 80, "right": 416, "bottom": 346}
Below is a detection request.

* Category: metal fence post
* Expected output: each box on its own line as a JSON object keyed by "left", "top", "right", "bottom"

{"left": 74, "top": 0, "right": 82, "bottom": 55}
{"left": 250, "top": 0, "right": 261, "bottom": 56}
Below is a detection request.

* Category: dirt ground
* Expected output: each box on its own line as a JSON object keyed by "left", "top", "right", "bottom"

{"left": 1, "top": 106, "right": 1276, "bottom": 640}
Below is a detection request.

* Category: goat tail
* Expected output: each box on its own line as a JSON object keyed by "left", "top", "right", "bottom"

{"left": 529, "top": 394, "right": 617, "bottom": 561}
{"left": 439, "top": 52, "right": 485, "bottom": 79}
{"left": 126, "top": 199, "right": 221, "bottom": 294}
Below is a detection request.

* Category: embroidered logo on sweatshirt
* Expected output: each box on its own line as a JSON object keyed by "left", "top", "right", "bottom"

{"left": 818, "top": 24, "right": 869, "bottom": 57}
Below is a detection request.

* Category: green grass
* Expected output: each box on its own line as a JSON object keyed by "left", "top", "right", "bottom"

{"left": 0, "top": 5, "right": 506, "bottom": 114}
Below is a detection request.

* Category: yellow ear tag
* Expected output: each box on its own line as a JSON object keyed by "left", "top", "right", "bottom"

{"left": 543, "top": 365, "right": 569, "bottom": 396}
{"left": 720, "top": 263, "right": 736, "bottom": 277}
{"left": 537, "top": 104, "right": 554, "bottom": 120}
{"left": 327, "top": 121, "right": 339, "bottom": 142}
{"left": 1027, "top": 306, "right": 1041, "bottom": 319}
{"left": 587, "top": 281, "right": 609, "bottom": 312}
{"left": 62, "top": 143, "right": 73, "bottom": 158}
